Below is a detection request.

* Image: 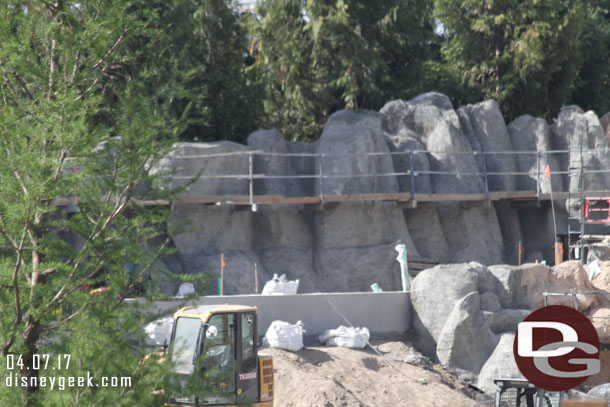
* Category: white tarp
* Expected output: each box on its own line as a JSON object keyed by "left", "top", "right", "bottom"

{"left": 587, "top": 259, "right": 602, "bottom": 281}
{"left": 395, "top": 243, "right": 410, "bottom": 291}
{"left": 263, "top": 320, "right": 304, "bottom": 351}
{"left": 261, "top": 273, "right": 299, "bottom": 295}
{"left": 319, "top": 326, "right": 370, "bottom": 349}
{"left": 144, "top": 316, "right": 174, "bottom": 346}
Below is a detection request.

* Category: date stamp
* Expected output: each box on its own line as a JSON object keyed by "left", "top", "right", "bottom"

{"left": 6, "top": 354, "right": 71, "bottom": 371}
{"left": 3, "top": 354, "right": 131, "bottom": 390}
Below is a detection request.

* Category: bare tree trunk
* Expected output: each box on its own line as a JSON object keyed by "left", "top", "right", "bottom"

{"left": 21, "top": 316, "right": 41, "bottom": 405}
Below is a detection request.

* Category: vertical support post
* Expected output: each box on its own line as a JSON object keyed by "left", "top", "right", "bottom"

{"left": 518, "top": 241, "right": 523, "bottom": 266}
{"left": 579, "top": 140, "right": 585, "bottom": 263}
{"left": 220, "top": 253, "right": 225, "bottom": 296}
{"left": 534, "top": 389, "right": 544, "bottom": 407}
{"left": 409, "top": 151, "right": 416, "bottom": 199}
{"left": 554, "top": 242, "right": 563, "bottom": 266}
{"left": 318, "top": 153, "right": 325, "bottom": 205}
{"left": 481, "top": 151, "right": 490, "bottom": 206}
{"left": 536, "top": 151, "right": 541, "bottom": 200}
{"left": 254, "top": 262, "right": 258, "bottom": 294}
{"left": 169, "top": 154, "right": 174, "bottom": 212}
{"left": 248, "top": 152, "right": 254, "bottom": 208}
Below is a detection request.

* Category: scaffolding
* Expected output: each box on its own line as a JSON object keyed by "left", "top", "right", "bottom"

{"left": 55, "top": 148, "right": 610, "bottom": 242}
{"left": 567, "top": 137, "right": 586, "bottom": 260}
{"left": 132, "top": 148, "right": 610, "bottom": 207}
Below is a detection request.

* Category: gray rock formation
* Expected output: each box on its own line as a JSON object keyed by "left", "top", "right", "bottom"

{"left": 409, "top": 260, "right": 605, "bottom": 387}
{"left": 458, "top": 100, "right": 517, "bottom": 191}
{"left": 146, "top": 92, "right": 610, "bottom": 297}
{"left": 164, "top": 141, "right": 251, "bottom": 196}
{"left": 248, "top": 129, "right": 314, "bottom": 197}
{"left": 508, "top": 115, "right": 563, "bottom": 193}
{"left": 170, "top": 205, "right": 254, "bottom": 255}
{"left": 476, "top": 334, "right": 524, "bottom": 395}
{"left": 410, "top": 262, "right": 503, "bottom": 356}
{"left": 254, "top": 206, "right": 318, "bottom": 292}
{"left": 435, "top": 202, "right": 504, "bottom": 265}
{"left": 314, "top": 201, "right": 419, "bottom": 291}
{"left": 402, "top": 203, "right": 449, "bottom": 263}
{"left": 382, "top": 94, "right": 508, "bottom": 266}
{"left": 484, "top": 309, "right": 530, "bottom": 334}
{"left": 480, "top": 292, "right": 501, "bottom": 312}
{"left": 601, "top": 112, "right": 610, "bottom": 146}
{"left": 381, "top": 93, "right": 483, "bottom": 194}
{"left": 387, "top": 131, "right": 430, "bottom": 193}
{"left": 317, "top": 110, "right": 397, "bottom": 195}
{"left": 436, "top": 292, "right": 498, "bottom": 383}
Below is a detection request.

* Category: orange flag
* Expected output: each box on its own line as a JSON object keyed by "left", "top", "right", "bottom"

{"left": 221, "top": 253, "right": 226, "bottom": 268}
{"left": 545, "top": 165, "right": 551, "bottom": 178}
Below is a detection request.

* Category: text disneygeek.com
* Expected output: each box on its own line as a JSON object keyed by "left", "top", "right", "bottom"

{"left": 4, "top": 354, "right": 131, "bottom": 390}
{"left": 5, "top": 372, "right": 132, "bottom": 390}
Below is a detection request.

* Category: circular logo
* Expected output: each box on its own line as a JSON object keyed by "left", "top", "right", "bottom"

{"left": 513, "top": 305, "right": 600, "bottom": 391}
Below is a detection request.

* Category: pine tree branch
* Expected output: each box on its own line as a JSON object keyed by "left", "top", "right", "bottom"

{"left": 91, "top": 28, "right": 128, "bottom": 71}
{"left": 48, "top": 39, "right": 57, "bottom": 100}
{"left": 0, "top": 211, "right": 18, "bottom": 249}
{"left": 74, "top": 76, "right": 100, "bottom": 101}
{"left": 69, "top": 51, "right": 81, "bottom": 85}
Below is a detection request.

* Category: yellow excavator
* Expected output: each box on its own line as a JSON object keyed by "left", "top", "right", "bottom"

{"left": 164, "top": 304, "right": 274, "bottom": 407}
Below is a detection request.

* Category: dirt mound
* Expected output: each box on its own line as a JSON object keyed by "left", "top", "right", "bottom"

{"left": 263, "top": 341, "right": 483, "bottom": 407}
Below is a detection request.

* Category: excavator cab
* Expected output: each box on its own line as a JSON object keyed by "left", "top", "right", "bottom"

{"left": 166, "top": 305, "right": 273, "bottom": 407}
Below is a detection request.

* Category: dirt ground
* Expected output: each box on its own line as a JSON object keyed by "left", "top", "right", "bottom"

{"left": 262, "top": 340, "right": 487, "bottom": 407}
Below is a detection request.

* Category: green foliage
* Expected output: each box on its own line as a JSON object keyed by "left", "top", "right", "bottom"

{"left": 571, "top": 2, "right": 610, "bottom": 115}
{"left": 435, "top": 0, "right": 588, "bottom": 120}
{"left": 0, "top": 1, "right": 206, "bottom": 405}
{"left": 250, "top": 0, "right": 435, "bottom": 141}
{"left": 155, "top": 0, "right": 260, "bottom": 143}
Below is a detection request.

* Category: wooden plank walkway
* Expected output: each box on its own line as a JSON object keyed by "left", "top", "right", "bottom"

{"left": 52, "top": 190, "right": 610, "bottom": 207}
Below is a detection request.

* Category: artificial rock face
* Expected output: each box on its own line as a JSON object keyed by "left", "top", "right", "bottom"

{"left": 476, "top": 334, "right": 524, "bottom": 394}
{"left": 410, "top": 262, "right": 503, "bottom": 357}
{"left": 435, "top": 291, "right": 499, "bottom": 383}
{"left": 150, "top": 93, "right": 610, "bottom": 295}
{"left": 507, "top": 115, "right": 562, "bottom": 193}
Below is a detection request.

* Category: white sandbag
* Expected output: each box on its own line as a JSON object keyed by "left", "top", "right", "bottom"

{"left": 144, "top": 316, "right": 174, "bottom": 346}
{"left": 263, "top": 320, "right": 304, "bottom": 351}
{"left": 261, "top": 273, "right": 299, "bottom": 295}
{"left": 319, "top": 326, "right": 370, "bottom": 349}
{"left": 176, "top": 282, "right": 195, "bottom": 298}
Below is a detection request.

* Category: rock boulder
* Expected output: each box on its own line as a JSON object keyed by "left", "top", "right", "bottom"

{"left": 458, "top": 100, "right": 517, "bottom": 191}
{"left": 316, "top": 110, "right": 397, "bottom": 195}
{"left": 476, "top": 334, "right": 524, "bottom": 395}
{"left": 436, "top": 292, "right": 498, "bottom": 383}
{"left": 410, "top": 262, "right": 504, "bottom": 356}
{"left": 488, "top": 262, "right": 597, "bottom": 311}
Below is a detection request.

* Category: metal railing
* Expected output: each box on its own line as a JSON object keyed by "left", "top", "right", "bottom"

{"left": 163, "top": 147, "right": 610, "bottom": 205}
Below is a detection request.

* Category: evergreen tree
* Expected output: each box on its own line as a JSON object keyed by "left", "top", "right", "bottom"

{"left": 171, "top": 0, "right": 260, "bottom": 143}
{"left": 435, "top": 0, "right": 587, "bottom": 120}
{"left": 0, "top": 1, "right": 201, "bottom": 405}
{"left": 571, "top": 1, "right": 610, "bottom": 115}
{"left": 250, "top": 0, "right": 434, "bottom": 141}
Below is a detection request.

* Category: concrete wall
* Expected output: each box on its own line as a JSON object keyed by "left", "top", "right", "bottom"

{"left": 133, "top": 291, "right": 410, "bottom": 343}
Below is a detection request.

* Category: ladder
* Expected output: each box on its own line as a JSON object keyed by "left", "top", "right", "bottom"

{"left": 567, "top": 137, "right": 586, "bottom": 261}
